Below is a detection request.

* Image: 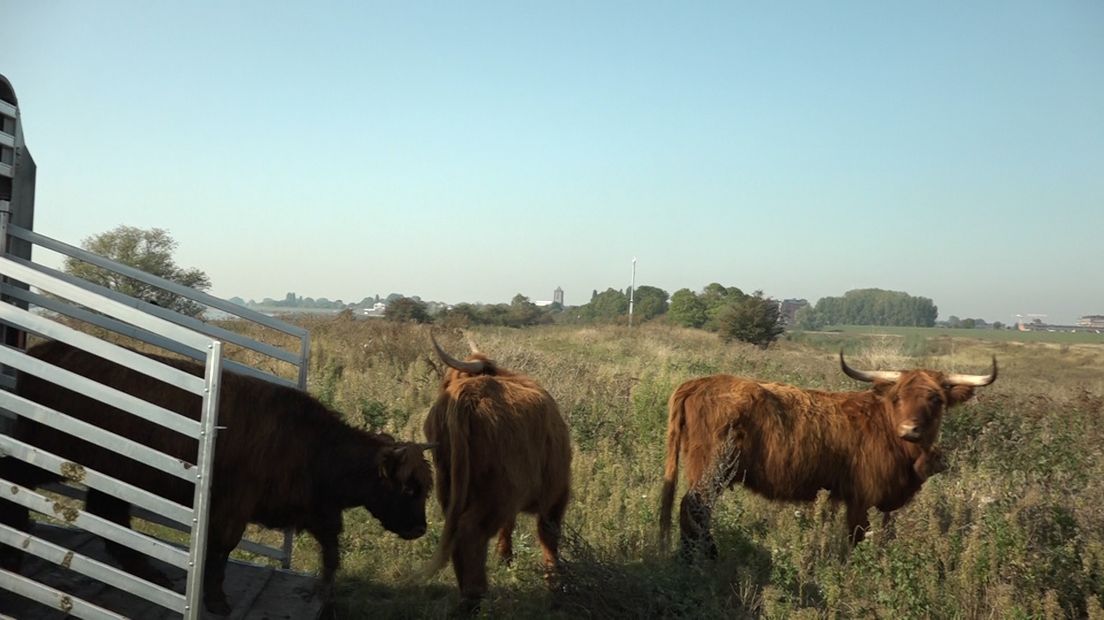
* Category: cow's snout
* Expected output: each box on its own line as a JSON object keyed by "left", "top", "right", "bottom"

{"left": 400, "top": 524, "right": 427, "bottom": 540}
{"left": 897, "top": 422, "right": 922, "bottom": 442}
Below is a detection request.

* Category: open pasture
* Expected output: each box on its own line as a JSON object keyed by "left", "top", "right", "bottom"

{"left": 220, "top": 318, "right": 1104, "bottom": 618}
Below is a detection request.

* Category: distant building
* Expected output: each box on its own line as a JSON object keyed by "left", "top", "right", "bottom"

{"left": 778, "top": 298, "right": 810, "bottom": 325}
{"left": 1079, "top": 315, "right": 1104, "bottom": 329}
{"left": 553, "top": 286, "right": 564, "bottom": 306}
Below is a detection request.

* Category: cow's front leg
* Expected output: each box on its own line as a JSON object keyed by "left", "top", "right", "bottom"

{"left": 678, "top": 488, "right": 719, "bottom": 561}
{"left": 308, "top": 513, "right": 344, "bottom": 602}
{"left": 846, "top": 502, "right": 870, "bottom": 546}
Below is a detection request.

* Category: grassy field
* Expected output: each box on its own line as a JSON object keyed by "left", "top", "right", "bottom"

{"left": 206, "top": 319, "right": 1104, "bottom": 618}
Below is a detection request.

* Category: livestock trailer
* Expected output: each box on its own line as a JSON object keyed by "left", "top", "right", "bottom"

{"left": 0, "top": 74, "right": 319, "bottom": 619}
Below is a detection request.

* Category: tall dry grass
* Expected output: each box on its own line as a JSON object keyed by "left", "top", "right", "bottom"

{"left": 227, "top": 318, "right": 1104, "bottom": 618}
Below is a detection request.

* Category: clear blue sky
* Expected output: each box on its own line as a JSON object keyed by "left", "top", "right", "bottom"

{"left": 4, "top": 2, "right": 1102, "bottom": 323}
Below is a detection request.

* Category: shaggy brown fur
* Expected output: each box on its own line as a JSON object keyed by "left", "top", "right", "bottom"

{"left": 0, "top": 340, "right": 433, "bottom": 614}
{"left": 660, "top": 356, "right": 996, "bottom": 557}
{"left": 418, "top": 341, "right": 572, "bottom": 610}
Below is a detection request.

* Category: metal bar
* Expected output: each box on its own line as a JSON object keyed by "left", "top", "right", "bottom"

{"left": 0, "top": 524, "right": 185, "bottom": 612}
{"left": 0, "top": 302, "right": 206, "bottom": 395}
{"left": 30, "top": 484, "right": 283, "bottom": 561}
{"left": 0, "top": 345, "right": 201, "bottom": 438}
{"left": 0, "top": 567, "right": 128, "bottom": 620}
{"left": 183, "top": 341, "right": 222, "bottom": 620}
{"left": 129, "top": 505, "right": 287, "bottom": 561}
{"left": 0, "top": 479, "right": 190, "bottom": 569}
{"left": 0, "top": 436, "right": 192, "bottom": 526}
{"left": 8, "top": 225, "right": 309, "bottom": 340}
{"left": 0, "top": 256, "right": 213, "bottom": 352}
{"left": 0, "top": 132, "right": 13, "bottom": 148}
{"left": 0, "top": 100, "right": 15, "bottom": 117}
{"left": 1, "top": 285, "right": 299, "bottom": 389}
{"left": 283, "top": 333, "right": 312, "bottom": 567}
{"left": 0, "top": 391, "right": 196, "bottom": 481}
{"left": 1, "top": 255, "right": 299, "bottom": 366}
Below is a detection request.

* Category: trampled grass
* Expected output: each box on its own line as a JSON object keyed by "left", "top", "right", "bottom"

{"left": 232, "top": 318, "right": 1104, "bottom": 619}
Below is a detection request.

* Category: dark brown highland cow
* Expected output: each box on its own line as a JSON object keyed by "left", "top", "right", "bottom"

{"left": 660, "top": 352, "right": 997, "bottom": 557}
{"left": 417, "top": 336, "right": 572, "bottom": 611}
{"left": 0, "top": 340, "right": 433, "bottom": 614}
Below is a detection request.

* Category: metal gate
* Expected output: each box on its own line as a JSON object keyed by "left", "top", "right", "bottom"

{"left": 0, "top": 230, "right": 311, "bottom": 618}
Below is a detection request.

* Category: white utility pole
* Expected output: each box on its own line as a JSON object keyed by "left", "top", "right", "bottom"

{"left": 629, "top": 257, "right": 637, "bottom": 327}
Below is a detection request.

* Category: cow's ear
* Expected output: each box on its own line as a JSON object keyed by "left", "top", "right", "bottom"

{"left": 945, "top": 384, "right": 976, "bottom": 406}
{"left": 871, "top": 380, "right": 895, "bottom": 397}
{"left": 378, "top": 447, "right": 400, "bottom": 480}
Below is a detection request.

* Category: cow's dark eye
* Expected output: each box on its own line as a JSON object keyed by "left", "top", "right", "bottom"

{"left": 928, "top": 394, "right": 942, "bottom": 406}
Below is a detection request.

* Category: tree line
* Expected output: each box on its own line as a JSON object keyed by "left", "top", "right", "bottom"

{"left": 67, "top": 226, "right": 951, "bottom": 351}
{"left": 794, "top": 288, "right": 938, "bottom": 330}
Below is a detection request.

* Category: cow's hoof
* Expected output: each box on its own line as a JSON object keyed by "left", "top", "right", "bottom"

{"left": 204, "top": 596, "right": 232, "bottom": 616}
{"left": 452, "top": 596, "right": 482, "bottom": 617}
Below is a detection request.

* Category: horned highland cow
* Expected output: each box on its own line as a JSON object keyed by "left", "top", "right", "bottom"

{"left": 660, "top": 352, "right": 997, "bottom": 557}
{"left": 417, "top": 335, "right": 572, "bottom": 612}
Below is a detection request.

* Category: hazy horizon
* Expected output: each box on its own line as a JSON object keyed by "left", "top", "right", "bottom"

{"left": 4, "top": 2, "right": 1102, "bottom": 325}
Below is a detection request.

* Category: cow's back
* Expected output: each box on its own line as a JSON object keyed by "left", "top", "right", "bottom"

{"left": 676, "top": 374, "right": 853, "bottom": 501}
{"left": 13, "top": 340, "right": 340, "bottom": 509}
{"left": 428, "top": 373, "right": 571, "bottom": 515}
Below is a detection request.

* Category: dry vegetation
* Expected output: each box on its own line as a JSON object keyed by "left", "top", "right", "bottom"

{"left": 124, "top": 317, "right": 1104, "bottom": 617}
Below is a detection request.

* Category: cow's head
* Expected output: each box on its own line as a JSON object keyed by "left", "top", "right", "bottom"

{"left": 364, "top": 443, "right": 434, "bottom": 540}
{"left": 840, "top": 352, "right": 997, "bottom": 444}
{"left": 430, "top": 333, "right": 500, "bottom": 381}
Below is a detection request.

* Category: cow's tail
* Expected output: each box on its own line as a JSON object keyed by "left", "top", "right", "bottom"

{"left": 412, "top": 395, "right": 470, "bottom": 582}
{"left": 659, "top": 384, "right": 688, "bottom": 551}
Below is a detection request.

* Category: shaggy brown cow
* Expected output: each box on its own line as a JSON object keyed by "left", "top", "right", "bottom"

{"left": 0, "top": 340, "right": 433, "bottom": 614}
{"left": 660, "top": 352, "right": 996, "bottom": 556}
{"left": 418, "top": 336, "right": 571, "bottom": 610}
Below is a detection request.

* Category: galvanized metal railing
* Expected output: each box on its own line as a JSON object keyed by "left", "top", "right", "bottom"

{"left": 1, "top": 224, "right": 310, "bottom": 569}
{"left": 0, "top": 255, "right": 223, "bottom": 619}
{"left": 0, "top": 225, "right": 312, "bottom": 617}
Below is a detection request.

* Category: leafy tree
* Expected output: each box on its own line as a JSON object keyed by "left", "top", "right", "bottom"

{"left": 961, "top": 318, "right": 976, "bottom": 329}
{"left": 631, "top": 285, "right": 669, "bottom": 321}
{"left": 701, "top": 283, "right": 748, "bottom": 330}
{"left": 580, "top": 288, "right": 629, "bottom": 322}
{"left": 668, "top": 289, "right": 707, "bottom": 328}
{"left": 992, "top": 321, "right": 1004, "bottom": 330}
{"left": 717, "top": 291, "right": 784, "bottom": 348}
{"left": 801, "top": 289, "right": 938, "bottom": 328}
{"left": 794, "top": 305, "right": 824, "bottom": 330}
{"left": 63, "top": 226, "right": 211, "bottom": 317}
{"left": 384, "top": 296, "right": 429, "bottom": 323}
{"left": 506, "top": 294, "right": 545, "bottom": 327}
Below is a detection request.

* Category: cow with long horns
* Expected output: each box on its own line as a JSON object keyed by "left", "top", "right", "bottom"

{"left": 660, "top": 352, "right": 997, "bottom": 556}
{"left": 416, "top": 335, "right": 572, "bottom": 611}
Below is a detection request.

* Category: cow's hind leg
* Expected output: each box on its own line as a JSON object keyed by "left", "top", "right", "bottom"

{"left": 496, "top": 516, "right": 516, "bottom": 565}
{"left": 84, "top": 490, "right": 173, "bottom": 587}
{"left": 537, "top": 491, "right": 568, "bottom": 573}
{"left": 537, "top": 489, "right": 569, "bottom": 597}
{"left": 0, "top": 457, "right": 52, "bottom": 572}
{"left": 451, "top": 511, "right": 495, "bottom": 614}
{"left": 201, "top": 507, "right": 249, "bottom": 616}
{"left": 678, "top": 487, "right": 720, "bottom": 561}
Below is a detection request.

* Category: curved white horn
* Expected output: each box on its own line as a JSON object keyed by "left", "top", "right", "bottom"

{"left": 839, "top": 350, "right": 901, "bottom": 383}
{"left": 945, "top": 356, "right": 998, "bottom": 387}
{"left": 430, "top": 333, "right": 487, "bottom": 375}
